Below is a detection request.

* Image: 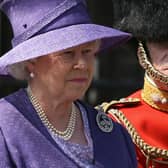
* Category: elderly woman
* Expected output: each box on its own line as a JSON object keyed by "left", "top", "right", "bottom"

{"left": 0, "top": 0, "right": 137, "bottom": 167}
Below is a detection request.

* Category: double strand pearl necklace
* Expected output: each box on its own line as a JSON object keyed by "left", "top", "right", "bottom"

{"left": 27, "top": 87, "right": 77, "bottom": 141}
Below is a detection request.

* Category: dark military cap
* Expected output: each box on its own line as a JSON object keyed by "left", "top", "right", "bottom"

{"left": 112, "top": 0, "right": 168, "bottom": 42}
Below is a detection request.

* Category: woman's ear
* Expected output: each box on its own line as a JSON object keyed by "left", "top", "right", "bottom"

{"left": 25, "top": 59, "right": 37, "bottom": 72}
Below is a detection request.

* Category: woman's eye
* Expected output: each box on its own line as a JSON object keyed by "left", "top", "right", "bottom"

{"left": 63, "top": 51, "right": 74, "bottom": 56}
{"left": 59, "top": 51, "right": 75, "bottom": 62}
{"left": 62, "top": 51, "right": 75, "bottom": 59}
{"left": 82, "top": 49, "right": 92, "bottom": 55}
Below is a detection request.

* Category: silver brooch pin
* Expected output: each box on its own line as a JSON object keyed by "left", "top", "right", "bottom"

{"left": 96, "top": 112, "right": 113, "bottom": 133}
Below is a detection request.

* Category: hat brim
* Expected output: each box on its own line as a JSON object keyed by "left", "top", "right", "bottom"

{"left": 0, "top": 24, "right": 131, "bottom": 74}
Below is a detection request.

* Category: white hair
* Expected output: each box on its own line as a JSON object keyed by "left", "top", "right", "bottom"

{"left": 8, "top": 61, "right": 30, "bottom": 80}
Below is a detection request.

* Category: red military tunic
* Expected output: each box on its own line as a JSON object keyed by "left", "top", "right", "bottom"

{"left": 106, "top": 77, "right": 168, "bottom": 168}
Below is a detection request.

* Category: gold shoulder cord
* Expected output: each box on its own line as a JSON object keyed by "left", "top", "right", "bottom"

{"left": 95, "top": 100, "right": 168, "bottom": 167}
{"left": 138, "top": 42, "right": 168, "bottom": 85}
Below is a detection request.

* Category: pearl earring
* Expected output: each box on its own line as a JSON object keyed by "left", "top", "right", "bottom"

{"left": 30, "top": 72, "right": 35, "bottom": 78}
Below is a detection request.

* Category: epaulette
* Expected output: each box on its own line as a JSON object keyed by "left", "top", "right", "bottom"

{"left": 95, "top": 97, "right": 140, "bottom": 113}
{"left": 96, "top": 98, "right": 168, "bottom": 167}
{"left": 95, "top": 97, "right": 141, "bottom": 122}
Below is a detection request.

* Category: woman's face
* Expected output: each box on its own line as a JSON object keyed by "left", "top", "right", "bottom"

{"left": 147, "top": 42, "right": 168, "bottom": 76}
{"left": 27, "top": 41, "right": 100, "bottom": 101}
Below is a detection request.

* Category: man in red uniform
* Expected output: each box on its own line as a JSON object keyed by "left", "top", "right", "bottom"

{"left": 96, "top": 0, "right": 168, "bottom": 167}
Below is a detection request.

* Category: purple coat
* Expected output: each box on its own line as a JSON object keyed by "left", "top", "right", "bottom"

{"left": 0, "top": 89, "right": 137, "bottom": 168}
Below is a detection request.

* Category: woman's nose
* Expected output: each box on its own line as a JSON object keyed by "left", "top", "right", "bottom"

{"left": 73, "top": 54, "right": 88, "bottom": 70}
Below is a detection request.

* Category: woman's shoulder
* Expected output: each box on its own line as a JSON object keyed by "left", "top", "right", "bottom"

{"left": 0, "top": 89, "right": 26, "bottom": 124}
{"left": 0, "top": 97, "right": 19, "bottom": 131}
{"left": 0, "top": 89, "right": 21, "bottom": 109}
{"left": 0, "top": 98, "right": 14, "bottom": 114}
{"left": 78, "top": 100, "right": 137, "bottom": 167}
{"left": 77, "top": 99, "right": 132, "bottom": 135}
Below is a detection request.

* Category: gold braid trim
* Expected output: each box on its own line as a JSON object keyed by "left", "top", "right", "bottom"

{"left": 96, "top": 100, "right": 168, "bottom": 164}
{"left": 138, "top": 41, "right": 168, "bottom": 85}
{"left": 109, "top": 109, "right": 168, "bottom": 159}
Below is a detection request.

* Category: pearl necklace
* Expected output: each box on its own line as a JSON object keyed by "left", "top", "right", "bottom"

{"left": 27, "top": 87, "right": 77, "bottom": 141}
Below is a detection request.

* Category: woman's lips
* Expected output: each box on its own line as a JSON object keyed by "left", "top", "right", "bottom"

{"left": 68, "top": 78, "right": 88, "bottom": 83}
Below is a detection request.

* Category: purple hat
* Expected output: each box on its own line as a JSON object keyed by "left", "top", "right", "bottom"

{"left": 0, "top": 0, "right": 131, "bottom": 75}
